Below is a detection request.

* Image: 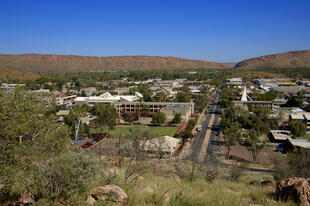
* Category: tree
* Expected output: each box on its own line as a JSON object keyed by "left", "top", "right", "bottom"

{"left": 170, "top": 113, "right": 182, "bottom": 124}
{"left": 130, "top": 84, "right": 152, "bottom": 102}
{"left": 273, "top": 148, "right": 310, "bottom": 181}
{"left": 124, "top": 113, "right": 134, "bottom": 124}
{"left": 92, "top": 103, "right": 119, "bottom": 129}
{"left": 194, "top": 95, "right": 207, "bottom": 113}
{"left": 175, "top": 92, "right": 191, "bottom": 103}
{"left": 289, "top": 120, "right": 306, "bottom": 137}
{"left": 151, "top": 112, "right": 166, "bottom": 124}
{"left": 175, "top": 86, "right": 191, "bottom": 103}
{"left": 247, "top": 129, "right": 265, "bottom": 162}
{"left": 154, "top": 90, "right": 169, "bottom": 102}
{"left": 136, "top": 104, "right": 150, "bottom": 117}
{"left": 81, "top": 90, "right": 87, "bottom": 97}
{"left": 223, "top": 122, "right": 241, "bottom": 157}
{"left": 285, "top": 92, "right": 305, "bottom": 107}
{"left": 0, "top": 89, "right": 72, "bottom": 203}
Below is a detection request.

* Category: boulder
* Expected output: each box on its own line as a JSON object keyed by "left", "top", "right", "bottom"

{"left": 87, "top": 196, "right": 96, "bottom": 205}
{"left": 276, "top": 177, "right": 310, "bottom": 205}
{"left": 18, "top": 189, "right": 35, "bottom": 205}
{"left": 90, "top": 185, "right": 128, "bottom": 204}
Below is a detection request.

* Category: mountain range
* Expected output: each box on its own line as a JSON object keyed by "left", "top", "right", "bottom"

{"left": 0, "top": 50, "right": 309, "bottom": 75}
{"left": 234, "top": 50, "right": 310, "bottom": 69}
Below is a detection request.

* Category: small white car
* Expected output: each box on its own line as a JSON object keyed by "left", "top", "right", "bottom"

{"left": 197, "top": 125, "right": 202, "bottom": 131}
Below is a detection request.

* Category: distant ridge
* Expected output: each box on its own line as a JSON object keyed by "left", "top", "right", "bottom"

{"left": 0, "top": 54, "right": 226, "bottom": 72}
{"left": 234, "top": 50, "right": 310, "bottom": 69}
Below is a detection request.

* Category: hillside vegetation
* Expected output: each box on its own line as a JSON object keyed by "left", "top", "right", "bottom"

{"left": 234, "top": 50, "right": 310, "bottom": 70}
{"left": 228, "top": 71, "right": 288, "bottom": 80}
{"left": 0, "top": 54, "right": 226, "bottom": 72}
{"left": 0, "top": 68, "right": 40, "bottom": 81}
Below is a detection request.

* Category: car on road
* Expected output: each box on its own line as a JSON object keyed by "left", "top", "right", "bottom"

{"left": 197, "top": 125, "right": 202, "bottom": 131}
{"left": 215, "top": 109, "right": 222, "bottom": 114}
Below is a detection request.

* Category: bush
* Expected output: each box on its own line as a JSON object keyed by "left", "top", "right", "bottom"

{"left": 174, "top": 160, "right": 219, "bottom": 183}
{"left": 170, "top": 113, "right": 182, "bottom": 124}
{"left": 30, "top": 151, "right": 98, "bottom": 200}
{"left": 288, "top": 120, "right": 306, "bottom": 137}
{"left": 229, "top": 163, "right": 247, "bottom": 181}
{"left": 273, "top": 148, "right": 310, "bottom": 181}
{"left": 151, "top": 112, "right": 166, "bottom": 124}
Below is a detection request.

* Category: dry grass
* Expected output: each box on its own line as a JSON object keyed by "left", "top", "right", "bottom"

{"left": 83, "top": 159, "right": 297, "bottom": 206}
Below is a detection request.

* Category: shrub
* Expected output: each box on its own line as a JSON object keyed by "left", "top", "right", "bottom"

{"left": 229, "top": 163, "right": 247, "bottom": 181}
{"left": 170, "top": 113, "right": 182, "bottom": 124}
{"left": 151, "top": 112, "right": 166, "bottom": 124}
{"left": 30, "top": 151, "right": 98, "bottom": 200}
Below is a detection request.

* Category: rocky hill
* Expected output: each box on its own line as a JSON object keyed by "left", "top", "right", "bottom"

{"left": 0, "top": 54, "right": 226, "bottom": 72}
{"left": 234, "top": 50, "right": 310, "bottom": 69}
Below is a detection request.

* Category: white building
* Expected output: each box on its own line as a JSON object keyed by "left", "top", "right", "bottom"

{"left": 74, "top": 92, "right": 143, "bottom": 106}
{"left": 226, "top": 78, "right": 242, "bottom": 85}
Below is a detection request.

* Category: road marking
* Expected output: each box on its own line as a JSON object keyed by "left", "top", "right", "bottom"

{"left": 199, "top": 113, "right": 215, "bottom": 162}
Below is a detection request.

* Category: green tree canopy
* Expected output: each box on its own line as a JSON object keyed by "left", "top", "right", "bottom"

{"left": 170, "top": 113, "right": 182, "bottom": 124}
{"left": 289, "top": 120, "right": 306, "bottom": 137}
{"left": 151, "top": 112, "right": 167, "bottom": 124}
{"left": 92, "top": 103, "right": 119, "bottom": 129}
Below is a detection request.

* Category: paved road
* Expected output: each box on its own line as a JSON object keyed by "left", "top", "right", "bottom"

{"left": 184, "top": 90, "right": 275, "bottom": 173}
{"left": 185, "top": 91, "right": 220, "bottom": 162}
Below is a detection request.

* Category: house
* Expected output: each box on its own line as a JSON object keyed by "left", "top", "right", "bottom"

{"left": 269, "top": 130, "right": 292, "bottom": 143}
{"left": 56, "top": 110, "right": 70, "bottom": 122}
{"left": 56, "top": 95, "right": 76, "bottom": 106}
{"left": 113, "top": 87, "right": 130, "bottom": 95}
{"left": 283, "top": 138, "right": 310, "bottom": 152}
{"left": 80, "top": 87, "right": 97, "bottom": 96}
{"left": 226, "top": 78, "right": 242, "bottom": 85}
{"left": 56, "top": 110, "right": 70, "bottom": 116}
{"left": 80, "top": 115, "right": 97, "bottom": 125}
{"left": 140, "top": 135, "right": 181, "bottom": 157}
{"left": 289, "top": 112, "right": 310, "bottom": 131}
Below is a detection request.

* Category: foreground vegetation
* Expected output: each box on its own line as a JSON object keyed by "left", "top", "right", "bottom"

{"left": 91, "top": 125, "right": 179, "bottom": 137}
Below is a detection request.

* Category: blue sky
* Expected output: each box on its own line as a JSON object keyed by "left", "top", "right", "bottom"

{"left": 0, "top": 0, "right": 310, "bottom": 62}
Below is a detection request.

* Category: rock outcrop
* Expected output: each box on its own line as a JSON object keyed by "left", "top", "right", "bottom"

{"left": 276, "top": 177, "right": 310, "bottom": 205}
{"left": 18, "top": 189, "right": 35, "bottom": 205}
{"left": 90, "top": 185, "right": 128, "bottom": 204}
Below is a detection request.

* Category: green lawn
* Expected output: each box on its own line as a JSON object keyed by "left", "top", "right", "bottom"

{"left": 91, "top": 125, "right": 178, "bottom": 137}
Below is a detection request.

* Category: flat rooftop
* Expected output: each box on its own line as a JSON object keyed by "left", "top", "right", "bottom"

{"left": 270, "top": 130, "right": 291, "bottom": 141}
{"left": 288, "top": 138, "right": 310, "bottom": 149}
